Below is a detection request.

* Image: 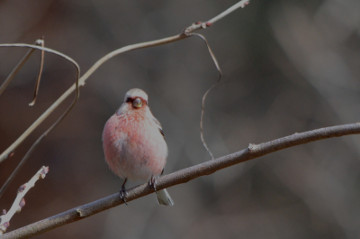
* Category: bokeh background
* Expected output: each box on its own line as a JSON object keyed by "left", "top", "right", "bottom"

{"left": 1, "top": 0, "right": 360, "bottom": 238}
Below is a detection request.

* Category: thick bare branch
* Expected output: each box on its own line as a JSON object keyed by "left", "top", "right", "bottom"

{"left": 3, "top": 122, "right": 360, "bottom": 239}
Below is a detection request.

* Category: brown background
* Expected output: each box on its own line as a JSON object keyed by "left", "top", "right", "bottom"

{"left": 1, "top": 0, "right": 360, "bottom": 238}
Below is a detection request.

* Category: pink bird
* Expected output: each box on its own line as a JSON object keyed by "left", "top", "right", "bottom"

{"left": 102, "top": 88, "right": 174, "bottom": 206}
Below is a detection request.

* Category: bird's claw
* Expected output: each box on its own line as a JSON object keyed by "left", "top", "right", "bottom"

{"left": 119, "top": 188, "right": 128, "bottom": 205}
{"left": 148, "top": 176, "right": 158, "bottom": 192}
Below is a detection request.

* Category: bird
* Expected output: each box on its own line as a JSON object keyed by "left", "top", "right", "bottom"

{"left": 102, "top": 88, "right": 174, "bottom": 206}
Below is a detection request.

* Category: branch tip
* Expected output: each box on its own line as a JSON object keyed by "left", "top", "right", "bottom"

{"left": 35, "top": 39, "right": 44, "bottom": 46}
{"left": 40, "top": 166, "right": 49, "bottom": 179}
{"left": 242, "top": 0, "right": 250, "bottom": 7}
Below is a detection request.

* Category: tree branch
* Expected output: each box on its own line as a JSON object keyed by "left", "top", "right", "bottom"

{"left": 3, "top": 122, "right": 360, "bottom": 239}
{"left": 0, "top": 166, "right": 49, "bottom": 235}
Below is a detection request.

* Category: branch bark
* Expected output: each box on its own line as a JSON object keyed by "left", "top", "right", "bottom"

{"left": 3, "top": 122, "right": 360, "bottom": 239}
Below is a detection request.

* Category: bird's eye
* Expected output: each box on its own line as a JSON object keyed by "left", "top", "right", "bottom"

{"left": 132, "top": 98, "right": 143, "bottom": 108}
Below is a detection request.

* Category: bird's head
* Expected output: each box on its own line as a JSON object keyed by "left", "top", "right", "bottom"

{"left": 116, "top": 88, "right": 150, "bottom": 116}
{"left": 124, "top": 88, "right": 148, "bottom": 109}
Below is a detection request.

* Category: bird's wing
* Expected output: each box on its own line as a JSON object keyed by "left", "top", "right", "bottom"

{"left": 153, "top": 116, "right": 165, "bottom": 137}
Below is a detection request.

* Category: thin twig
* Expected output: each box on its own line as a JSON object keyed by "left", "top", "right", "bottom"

{"left": 189, "top": 33, "right": 223, "bottom": 159}
{"left": 2, "top": 122, "right": 360, "bottom": 239}
{"left": 207, "top": 0, "right": 250, "bottom": 24}
{"left": 0, "top": 39, "right": 43, "bottom": 96}
{"left": 0, "top": 166, "right": 49, "bottom": 235}
{"left": 29, "top": 38, "right": 45, "bottom": 107}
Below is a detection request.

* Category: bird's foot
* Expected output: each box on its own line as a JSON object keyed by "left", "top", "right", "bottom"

{"left": 148, "top": 175, "right": 158, "bottom": 192}
{"left": 119, "top": 188, "right": 128, "bottom": 205}
{"left": 119, "top": 178, "right": 128, "bottom": 205}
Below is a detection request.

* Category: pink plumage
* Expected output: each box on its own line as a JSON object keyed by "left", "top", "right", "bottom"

{"left": 102, "top": 88, "right": 174, "bottom": 206}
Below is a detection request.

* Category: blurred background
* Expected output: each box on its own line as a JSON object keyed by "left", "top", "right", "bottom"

{"left": 1, "top": 0, "right": 360, "bottom": 238}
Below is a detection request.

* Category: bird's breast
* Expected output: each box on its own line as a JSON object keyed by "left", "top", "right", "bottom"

{"left": 102, "top": 113, "right": 167, "bottom": 180}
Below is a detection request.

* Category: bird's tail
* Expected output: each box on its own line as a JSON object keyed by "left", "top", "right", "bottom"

{"left": 156, "top": 189, "right": 174, "bottom": 206}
